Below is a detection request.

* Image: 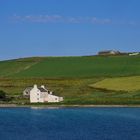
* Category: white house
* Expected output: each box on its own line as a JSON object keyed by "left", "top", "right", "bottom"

{"left": 23, "top": 85, "right": 63, "bottom": 103}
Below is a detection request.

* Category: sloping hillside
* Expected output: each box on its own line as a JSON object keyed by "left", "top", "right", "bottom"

{"left": 0, "top": 57, "right": 43, "bottom": 77}
{"left": 0, "top": 55, "right": 140, "bottom": 105}
{"left": 0, "top": 55, "right": 140, "bottom": 78}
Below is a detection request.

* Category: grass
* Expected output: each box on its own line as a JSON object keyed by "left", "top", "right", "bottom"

{"left": 0, "top": 55, "right": 139, "bottom": 105}
{"left": 91, "top": 76, "right": 140, "bottom": 92}
{"left": 0, "top": 57, "right": 43, "bottom": 77}
{"left": 0, "top": 55, "right": 139, "bottom": 78}
{"left": 0, "top": 77, "right": 140, "bottom": 105}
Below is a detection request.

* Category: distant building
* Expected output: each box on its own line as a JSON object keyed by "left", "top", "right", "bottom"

{"left": 23, "top": 87, "right": 32, "bottom": 97}
{"left": 98, "top": 50, "right": 121, "bottom": 56}
{"left": 23, "top": 85, "right": 63, "bottom": 103}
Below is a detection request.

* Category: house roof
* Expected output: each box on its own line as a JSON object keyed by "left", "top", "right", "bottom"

{"left": 38, "top": 87, "right": 48, "bottom": 92}
{"left": 24, "top": 85, "right": 48, "bottom": 93}
{"left": 24, "top": 87, "right": 33, "bottom": 92}
{"left": 99, "top": 50, "right": 119, "bottom": 53}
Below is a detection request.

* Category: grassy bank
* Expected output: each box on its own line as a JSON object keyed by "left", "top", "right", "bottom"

{"left": 0, "top": 78, "right": 140, "bottom": 105}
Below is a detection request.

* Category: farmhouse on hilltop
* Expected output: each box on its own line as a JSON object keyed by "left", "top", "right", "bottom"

{"left": 98, "top": 50, "right": 121, "bottom": 56}
{"left": 23, "top": 85, "right": 63, "bottom": 103}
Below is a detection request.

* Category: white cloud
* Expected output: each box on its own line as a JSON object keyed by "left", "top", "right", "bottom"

{"left": 11, "top": 14, "right": 137, "bottom": 26}
{"left": 11, "top": 14, "right": 112, "bottom": 25}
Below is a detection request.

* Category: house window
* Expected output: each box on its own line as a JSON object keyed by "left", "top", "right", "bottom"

{"left": 37, "top": 98, "right": 39, "bottom": 100}
{"left": 55, "top": 98, "right": 57, "bottom": 100}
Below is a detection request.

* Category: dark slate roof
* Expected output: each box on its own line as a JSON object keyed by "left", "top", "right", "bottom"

{"left": 24, "top": 87, "right": 33, "bottom": 92}
{"left": 98, "top": 50, "right": 120, "bottom": 54}
{"left": 38, "top": 87, "right": 47, "bottom": 92}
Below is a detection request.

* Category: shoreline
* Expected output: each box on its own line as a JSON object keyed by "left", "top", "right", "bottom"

{"left": 1, "top": 104, "right": 140, "bottom": 108}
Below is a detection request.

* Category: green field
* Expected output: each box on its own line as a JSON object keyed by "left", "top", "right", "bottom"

{"left": 91, "top": 76, "right": 140, "bottom": 92}
{"left": 0, "top": 55, "right": 140, "bottom": 78}
{"left": 0, "top": 55, "right": 140, "bottom": 105}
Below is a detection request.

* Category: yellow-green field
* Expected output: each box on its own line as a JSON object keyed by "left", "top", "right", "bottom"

{"left": 91, "top": 76, "right": 140, "bottom": 92}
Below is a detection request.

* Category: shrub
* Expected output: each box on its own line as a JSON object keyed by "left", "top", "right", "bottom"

{"left": 0, "top": 90, "right": 6, "bottom": 100}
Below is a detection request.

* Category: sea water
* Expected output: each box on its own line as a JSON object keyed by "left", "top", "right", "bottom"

{"left": 0, "top": 107, "right": 140, "bottom": 140}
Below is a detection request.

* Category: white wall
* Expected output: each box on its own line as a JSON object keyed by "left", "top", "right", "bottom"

{"left": 48, "top": 94, "right": 63, "bottom": 102}
{"left": 30, "top": 85, "right": 44, "bottom": 103}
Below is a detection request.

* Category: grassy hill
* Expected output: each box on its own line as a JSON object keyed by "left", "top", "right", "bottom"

{"left": 0, "top": 55, "right": 140, "bottom": 105}
{"left": 0, "top": 55, "right": 140, "bottom": 78}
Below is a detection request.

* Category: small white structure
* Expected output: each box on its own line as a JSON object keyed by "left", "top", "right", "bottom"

{"left": 129, "top": 52, "right": 139, "bottom": 56}
{"left": 23, "top": 85, "right": 63, "bottom": 103}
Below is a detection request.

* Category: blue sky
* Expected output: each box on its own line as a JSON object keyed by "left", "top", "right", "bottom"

{"left": 0, "top": 0, "right": 140, "bottom": 60}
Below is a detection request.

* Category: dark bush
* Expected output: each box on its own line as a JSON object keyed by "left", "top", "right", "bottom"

{"left": 0, "top": 90, "right": 6, "bottom": 100}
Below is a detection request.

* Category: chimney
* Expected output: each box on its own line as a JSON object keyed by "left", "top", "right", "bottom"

{"left": 33, "top": 84, "right": 38, "bottom": 89}
{"left": 41, "top": 85, "right": 45, "bottom": 89}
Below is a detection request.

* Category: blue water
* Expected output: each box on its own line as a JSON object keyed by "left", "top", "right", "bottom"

{"left": 0, "top": 107, "right": 140, "bottom": 140}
